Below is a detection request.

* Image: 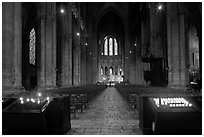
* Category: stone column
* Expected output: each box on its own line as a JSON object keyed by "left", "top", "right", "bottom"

{"left": 141, "top": 7, "right": 150, "bottom": 84}
{"left": 73, "top": 26, "right": 81, "bottom": 85}
{"left": 61, "top": 3, "right": 72, "bottom": 87}
{"left": 167, "top": 3, "right": 188, "bottom": 88}
{"left": 149, "top": 3, "right": 165, "bottom": 58}
{"left": 124, "top": 26, "right": 130, "bottom": 82}
{"left": 13, "top": 3, "right": 23, "bottom": 90}
{"left": 2, "top": 3, "right": 15, "bottom": 91}
{"left": 167, "top": 3, "right": 173, "bottom": 86}
{"left": 38, "top": 3, "right": 57, "bottom": 90}
{"left": 167, "top": 3, "right": 180, "bottom": 86}
{"left": 80, "top": 30, "right": 87, "bottom": 85}
{"left": 38, "top": 3, "right": 46, "bottom": 89}
{"left": 179, "top": 3, "right": 187, "bottom": 86}
{"left": 3, "top": 3, "right": 24, "bottom": 94}
{"left": 52, "top": 3, "right": 57, "bottom": 87}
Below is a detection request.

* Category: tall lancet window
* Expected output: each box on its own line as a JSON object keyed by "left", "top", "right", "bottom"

{"left": 104, "top": 38, "right": 108, "bottom": 55}
{"left": 101, "top": 66, "right": 103, "bottom": 75}
{"left": 29, "top": 28, "right": 36, "bottom": 65}
{"left": 114, "top": 38, "right": 118, "bottom": 55}
{"left": 109, "top": 38, "right": 113, "bottom": 56}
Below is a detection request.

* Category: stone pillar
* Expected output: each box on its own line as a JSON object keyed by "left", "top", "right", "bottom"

{"left": 124, "top": 26, "right": 130, "bottom": 82}
{"left": 167, "top": 3, "right": 180, "bottom": 86}
{"left": 167, "top": 3, "right": 188, "bottom": 88}
{"left": 38, "top": 3, "right": 57, "bottom": 90}
{"left": 92, "top": 24, "right": 98, "bottom": 84}
{"left": 38, "top": 3, "right": 46, "bottom": 89}
{"left": 2, "top": 3, "right": 24, "bottom": 94}
{"left": 13, "top": 3, "right": 23, "bottom": 90}
{"left": 73, "top": 26, "right": 81, "bottom": 85}
{"left": 2, "top": 3, "right": 15, "bottom": 91}
{"left": 179, "top": 3, "right": 187, "bottom": 86}
{"left": 149, "top": 3, "right": 166, "bottom": 58}
{"left": 136, "top": 43, "right": 145, "bottom": 85}
{"left": 141, "top": 9, "right": 150, "bottom": 85}
{"left": 61, "top": 3, "right": 72, "bottom": 87}
{"left": 80, "top": 30, "right": 87, "bottom": 85}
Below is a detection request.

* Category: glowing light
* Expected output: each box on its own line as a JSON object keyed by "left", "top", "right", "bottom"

{"left": 153, "top": 97, "right": 193, "bottom": 108}
{"left": 20, "top": 100, "right": 24, "bottom": 104}
{"left": 129, "top": 51, "right": 132, "bottom": 54}
{"left": 85, "top": 43, "right": 88, "bottom": 46}
{"left": 38, "top": 93, "right": 42, "bottom": 97}
{"left": 20, "top": 97, "right": 23, "bottom": 101}
{"left": 37, "top": 100, "right": 40, "bottom": 104}
{"left": 76, "top": 33, "right": 80, "bottom": 36}
{"left": 90, "top": 52, "right": 92, "bottom": 55}
{"left": 157, "top": 4, "right": 163, "bottom": 11}
{"left": 31, "top": 98, "right": 35, "bottom": 103}
{"left": 47, "top": 97, "right": 50, "bottom": 100}
{"left": 27, "top": 98, "right": 30, "bottom": 102}
{"left": 60, "top": 9, "right": 65, "bottom": 13}
{"left": 134, "top": 43, "right": 137, "bottom": 46}
{"left": 152, "top": 122, "right": 155, "bottom": 132}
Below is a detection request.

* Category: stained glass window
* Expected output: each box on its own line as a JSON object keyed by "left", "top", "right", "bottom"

{"left": 104, "top": 36, "right": 118, "bottom": 56}
{"left": 110, "top": 67, "right": 113, "bottom": 75}
{"left": 109, "top": 38, "right": 113, "bottom": 56}
{"left": 114, "top": 39, "right": 118, "bottom": 55}
{"left": 104, "top": 38, "right": 108, "bottom": 55}
{"left": 29, "top": 28, "right": 36, "bottom": 65}
{"left": 101, "top": 66, "right": 103, "bottom": 75}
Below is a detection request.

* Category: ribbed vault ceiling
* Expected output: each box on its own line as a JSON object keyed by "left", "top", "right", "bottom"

{"left": 98, "top": 11, "right": 124, "bottom": 39}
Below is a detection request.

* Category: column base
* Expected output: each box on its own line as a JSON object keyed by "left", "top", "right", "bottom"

{"left": 60, "top": 85, "right": 73, "bottom": 88}
{"left": 2, "top": 86, "right": 27, "bottom": 97}
{"left": 36, "top": 85, "right": 58, "bottom": 92}
{"left": 167, "top": 85, "right": 187, "bottom": 91}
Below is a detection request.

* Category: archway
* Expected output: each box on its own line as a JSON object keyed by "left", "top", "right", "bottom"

{"left": 22, "top": 3, "right": 38, "bottom": 90}
{"left": 97, "top": 8, "right": 126, "bottom": 84}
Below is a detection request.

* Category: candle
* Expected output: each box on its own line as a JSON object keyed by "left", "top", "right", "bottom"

{"left": 38, "top": 93, "right": 42, "bottom": 97}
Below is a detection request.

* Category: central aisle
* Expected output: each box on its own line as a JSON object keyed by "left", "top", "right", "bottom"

{"left": 67, "top": 87, "right": 142, "bottom": 135}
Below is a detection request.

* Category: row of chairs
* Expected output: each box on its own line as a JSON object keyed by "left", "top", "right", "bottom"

{"left": 52, "top": 84, "right": 107, "bottom": 118}
{"left": 115, "top": 84, "right": 139, "bottom": 112}
{"left": 70, "top": 93, "right": 88, "bottom": 117}
{"left": 115, "top": 84, "right": 187, "bottom": 112}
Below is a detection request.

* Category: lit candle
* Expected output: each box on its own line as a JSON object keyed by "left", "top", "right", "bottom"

{"left": 21, "top": 100, "right": 24, "bottom": 104}
{"left": 27, "top": 98, "right": 30, "bottom": 102}
{"left": 38, "top": 93, "right": 42, "bottom": 97}
{"left": 31, "top": 98, "right": 35, "bottom": 103}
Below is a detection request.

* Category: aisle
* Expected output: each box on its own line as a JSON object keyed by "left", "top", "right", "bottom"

{"left": 67, "top": 87, "right": 142, "bottom": 135}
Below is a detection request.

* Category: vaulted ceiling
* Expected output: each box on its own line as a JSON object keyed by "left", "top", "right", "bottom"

{"left": 98, "top": 11, "right": 124, "bottom": 39}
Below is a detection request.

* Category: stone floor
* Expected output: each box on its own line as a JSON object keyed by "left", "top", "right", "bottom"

{"left": 67, "top": 87, "right": 143, "bottom": 135}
